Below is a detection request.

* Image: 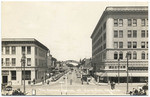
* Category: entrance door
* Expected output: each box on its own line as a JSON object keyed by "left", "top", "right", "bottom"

{"left": 2, "top": 76, "right": 8, "bottom": 84}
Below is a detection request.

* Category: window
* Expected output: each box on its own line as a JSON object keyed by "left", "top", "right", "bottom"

{"left": 11, "top": 46, "right": 16, "bottom": 54}
{"left": 11, "top": 71, "right": 16, "bottom": 80}
{"left": 147, "top": 30, "right": 148, "bottom": 37}
{"left": 103, "top": 43, "right": 106, "bottom": 49}
{"left": 114, "top": 42, "right": 118, "bottom": 48}
{"left": 133, "top": 52, "right": 137, "bottom": 59}
{"left": 22, "top": 71, "right": 31, "bottom": 80}
{"left": 27, "top": 58, "right": 31, "bottom": 66}
{"left": 119, "top": 30, "right": 123, "bottom": 38}
{"left": 141, "top": 30, "right": 145, "bottom": 38}
{"left": 12, "top": 58, "right": 16, "bottom": 66}
{"left": 147, "top": 42, "right": 148, "bottom": 48}
{"left": 128, "top": 52, "right": 132, "bottom": 59}
{"left": 147, "top": 53, "right": 148, "bottom": 59}
{"left": 35, "top": 47, "right": 37, "bottom": 55}
{"left": 119, "top": 42, "right": 123, "bottom": 48}
{"left": 133, "top": 30, "right": 137, "bottom": 38}
{"left": 114, "top": 19, "right": 118, "bottom": 26}
{"left": 109, "top": 66, "right": 111, "bottom": 69}
{"left": 141, "top": 42, "right": 145, "bottom": 48}
{"left": 1, "top": 58, "right": 3, "bottom": 66}
{"left": 128, "top": 42, "right": 132, "bottom": 48}
{"left": 141, "top": 19, "right": 145, "bottom": 26}
{"left": 27, "top": 46, "right": 31, "bottom": 54}
{"left": 114, "top": 52, "right": 118, "bottom": 59}
{"left": 141, "top": 52, "right": 145, "bottom": 59}
{"left": 147, "top": 19, "right": 148, "bottom": 26}
{"left": 114, "top": 30, "right": 118, "bottom": 38}
{"left": 119, "top": 52, "right": 123, "bottom": 59}
{"left": 119, "top": 19, "right": 123, "bottom": 27}
{"left": 128, "top": 19, "right": 132, "bottom": 26}
{"left": 128, "top": 30, "right": 132, "bottom": 38}
{"left": 35, "top": 58, "right": 37, "bottom": 66}
{"left": 22, "top": 46, "right": 26, "bottom": 54}
{"left": 133, "top": 42, "right": 137, "bottom": 48}
{"left": 6, "top": 58, "right": 10, "bottom": 66}
{"left": 2, "top": 46, "right": 3, "bottom": 54}
{"left": 133, "top": 19, "right": 137, "bottom": 26}
{"left": 5, "top": 46, "right": 10, "bottom": 54}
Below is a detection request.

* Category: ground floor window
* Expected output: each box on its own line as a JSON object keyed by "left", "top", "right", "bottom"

{"left": 22, "top": 70, "right": 31, "bottom": 80}
{"left": 11, "top": 71, "right": 16, "bottom": 80}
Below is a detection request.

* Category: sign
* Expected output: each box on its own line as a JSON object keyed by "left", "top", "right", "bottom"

{"left": 5, "top": 86, "right": 12, "bottom": 91}
{"left": 2, "top": 71, "right": 9, "bottom": 76}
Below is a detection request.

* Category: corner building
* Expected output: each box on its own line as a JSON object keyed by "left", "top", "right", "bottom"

{"left": 91, "top": 6, "right": 148, "bottom": 83}
{"left": 1, "top": 38, "right": 49, "bottom": 85}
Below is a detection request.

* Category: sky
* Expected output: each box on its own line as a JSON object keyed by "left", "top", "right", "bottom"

{"left": 2, "top": 1, "right": 148, "bottom": 61}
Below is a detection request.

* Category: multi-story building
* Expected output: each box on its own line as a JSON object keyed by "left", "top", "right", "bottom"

{"left": 1, "top": 38, "right": 50, "bottom": 85}
{"left": 91, "top": 6, "right": 148, "bottom": 83}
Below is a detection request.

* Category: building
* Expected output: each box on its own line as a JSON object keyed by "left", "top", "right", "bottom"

{"left": 91, "top": 6, "right": 148, "bottom": 83}
{"left": 1, "top": 38, "right": 50, "bottom": 85}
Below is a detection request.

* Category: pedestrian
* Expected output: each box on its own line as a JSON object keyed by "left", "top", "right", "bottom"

{"left": 134, "top": 89, "right": 138, "bottom": 95}
{"left": 113, "top": 82, "right": 116, "bottom": 89}
{"left": 111, "top": 82, "right": 113, "bottom": 90}
{"left": 33, "top": 79, "right": 35, "bottom": 85}
{"left": 41, "top": 77, "right": 44, "bottom": 85}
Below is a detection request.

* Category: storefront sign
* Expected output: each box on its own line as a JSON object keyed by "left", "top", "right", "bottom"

{"left": 2, "top": 71, "right": 9, "bottom": 76}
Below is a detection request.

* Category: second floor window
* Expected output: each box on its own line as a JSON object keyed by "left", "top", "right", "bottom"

{"left": 12, "top": 58, "right": 16, "bottom": 66}
{"left": 27, "top": 46, "right": 31, "bottom": 54}
{"left": 141, "top": 52, "right": 145, "bottom": 59}
{"left": 133, "top": 42, "right": 137, "bottom": 48}
{"left": 119, "top": 52, "right": 123, "bottom": 59}
{"left": 133, "top": 52, "right": 137, "bottom": 59}
{"left": 11, "top": 46, "right": 16, "bottom": 54}
{"left": 141, "top": 42, "right": 145, "bottom": 48}
{"left": 27, "top": 58, "right": 31, "bottom": 66}
{"left": 5, "top": 46, "right": 10, "bottom": 54}
{"left": 114, "top": 42, "right": 118, "bottom": 48}
{"left": 114, "top": 52, "right": 118, "bottom": 59}
{"left": 6, "top": 58, "right": 10, "bottom": 66}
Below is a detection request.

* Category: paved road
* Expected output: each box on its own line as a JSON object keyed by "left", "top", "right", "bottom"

{"left": 2, "top": 68, "right": 147, "bottom": 95}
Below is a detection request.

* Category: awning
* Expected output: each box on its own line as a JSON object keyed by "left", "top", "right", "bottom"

{"left": 95, "top": 72, "right": 148, "bottom": 77}
{"left": 105, "top": 73, "right": 148, "bottom": 77}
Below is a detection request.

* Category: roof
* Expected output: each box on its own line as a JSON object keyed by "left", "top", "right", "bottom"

{"left": 90, "top": 6, "right": 148, "bottom": 38}
{"left": 2, "top": 38, "right": 49, "bottom": 51}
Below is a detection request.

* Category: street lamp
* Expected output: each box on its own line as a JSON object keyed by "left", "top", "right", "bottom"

{"left": 21, "top": 52, "right": 26, "bottom": 94}
{"left": 118, "top": 58, "right": 120, "bottom": 84}
{"left": 126, "top": 52, "right": 129, "bottom": 94}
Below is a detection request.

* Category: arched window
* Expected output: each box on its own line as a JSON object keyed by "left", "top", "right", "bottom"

{"left": 133, "top": 51, "right": 137, "bottom": 59}
{"left": 114, "top": 52, "right": 118, "bottom": 59}
{"left": 141, "top": 52, "right": 145, "bottom": 59}
{"left": 128, "top": 51, "right": 132, "bottom": 59}
{"left": 119, "top": 51, "right": 123, "bottom": 59}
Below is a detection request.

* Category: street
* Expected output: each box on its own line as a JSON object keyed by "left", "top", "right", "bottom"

{"left": 2, "top": 68, "right": 146, "bottom": 96}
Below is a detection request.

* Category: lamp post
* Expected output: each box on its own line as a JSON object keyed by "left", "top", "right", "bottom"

{"left": 118, "top": 58, "right": 120, "bottom": 84}
{"left": 21, "top": 52, "right": 26, "bottom": 94}
{"left": 126, "top": 52, "right": 129, "bottom": 94}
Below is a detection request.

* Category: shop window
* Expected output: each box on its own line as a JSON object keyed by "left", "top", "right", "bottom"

{"left": 22, "top": 71, "right": 31, "bottom": 80}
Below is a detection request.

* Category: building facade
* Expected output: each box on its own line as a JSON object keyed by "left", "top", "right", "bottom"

{"left": 1, "top": 38, "right": 49, "bottom": 85}
{"left": 91, "top": 6, "right": 148, "bottom": 83}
